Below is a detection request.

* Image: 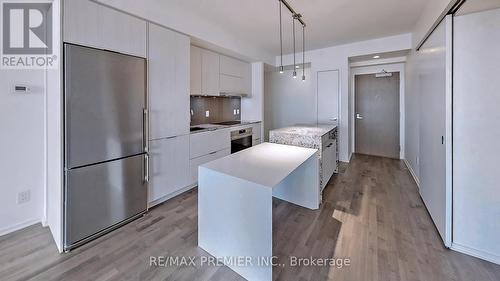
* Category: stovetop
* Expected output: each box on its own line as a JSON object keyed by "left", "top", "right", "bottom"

{"left": 214, "top": 121, "right": 242, "bottom": 126}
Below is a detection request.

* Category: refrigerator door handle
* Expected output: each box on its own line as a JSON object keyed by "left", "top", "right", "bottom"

{"left": 144, "top": 154, "right": 150, "bottom": 183}
{"left": 143, "top": 108, "right": 149, "bottom": 152}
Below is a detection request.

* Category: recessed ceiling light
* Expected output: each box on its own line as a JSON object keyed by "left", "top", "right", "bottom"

{"left": 373, "top": 55, "right": 380, "bottom": 59}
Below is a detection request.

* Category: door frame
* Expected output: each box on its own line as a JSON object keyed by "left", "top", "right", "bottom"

{"left": 350, "top": 63, "right": 406, "bottom": 159}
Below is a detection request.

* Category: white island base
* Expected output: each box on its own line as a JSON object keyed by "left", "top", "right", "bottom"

{"left": 198, "top": 143, "right": 319, "bottom": 281}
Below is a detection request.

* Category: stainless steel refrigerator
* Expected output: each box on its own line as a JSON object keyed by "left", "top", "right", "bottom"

{"left": 63, "top": 44, "right": 148, "bottom": 251}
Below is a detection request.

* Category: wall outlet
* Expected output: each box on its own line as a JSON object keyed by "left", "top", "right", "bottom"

{"left": 233, "top": 109, "right": 237, "bottom": 115}
{"left": 17, "top": 190, "right": 31, "bottom": 204}
{"left": 236, "top": 109, "right": 240, "bottom": 114}
{"left": 205, "top": 110, "right": 210, "bottom": 117}
{"left": 416, "top": 157, "right": 419, "bottom": 166}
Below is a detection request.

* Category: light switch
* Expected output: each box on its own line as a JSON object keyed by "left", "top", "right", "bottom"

{"left": 205, "top": 110, "right": 210, "bottom": 117}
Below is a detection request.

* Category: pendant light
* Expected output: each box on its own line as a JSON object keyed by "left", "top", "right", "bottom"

{"left": 292, "top": 14, "right": 297, "bottom": 79}
{"left": 279, "top": 0, "right": 284, "bottom": 73}
{"left": 302, "top": 25, "right": 306, "bottom": 81}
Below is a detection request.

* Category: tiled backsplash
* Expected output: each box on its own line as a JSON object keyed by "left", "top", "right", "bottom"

{"left": 190, "top": 96, "right": 241, "bottom": 126}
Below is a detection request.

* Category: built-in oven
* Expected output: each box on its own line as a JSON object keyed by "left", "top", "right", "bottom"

{"left": 231, "top": 127, "right": 253, "bottom": 153}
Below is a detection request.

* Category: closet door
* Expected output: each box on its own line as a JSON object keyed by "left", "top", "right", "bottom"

{"left": 418, "top": 15, "right": 452, "bottom": 246}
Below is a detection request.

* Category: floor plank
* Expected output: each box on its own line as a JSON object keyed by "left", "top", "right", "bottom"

{"left": 1, "top": 154, "right": 499, "bottom": 281}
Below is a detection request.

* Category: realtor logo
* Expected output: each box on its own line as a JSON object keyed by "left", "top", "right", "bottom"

{"left": 1, "top": 1, "right": 56, "bottom": 69}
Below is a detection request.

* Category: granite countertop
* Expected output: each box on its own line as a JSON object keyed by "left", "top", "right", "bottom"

{"left": 190, "top": 121, "right": 261, "bottom": 134}
{"left": 270, "top": 123, "right": 337, "bottom": 139}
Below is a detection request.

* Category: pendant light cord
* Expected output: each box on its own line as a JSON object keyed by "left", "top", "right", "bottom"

{"left": 302, "top": 25, "right": 305, "bottom": 78}
{"left": 292, "top": 16, "right": 296, "bottom": 70}
{"left": 279, "top": 0, "right": 283, "bottom": 69}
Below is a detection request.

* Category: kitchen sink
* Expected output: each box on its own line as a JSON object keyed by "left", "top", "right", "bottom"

{"left": 190, "top": 127, "right": 205, "bottom": 132}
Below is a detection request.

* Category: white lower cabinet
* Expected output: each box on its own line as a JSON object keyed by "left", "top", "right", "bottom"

{"left": 149, "top": 135, "right": 190, "bottom": 203}
{"left": 321, "top": 140, "right": 336, "bottom": 190}
{"left": 190, "top": 129, "right": 230, "bottom": 159}
{"left": 189, "top": 149, "right": 230, "bottom": 184}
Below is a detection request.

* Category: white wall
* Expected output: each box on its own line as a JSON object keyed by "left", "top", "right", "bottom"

{"left": 94, "top": 0, "right": 274, "bottom": 64}
{"left": 46, "top": 0, "right": 63, "bottom": 252}
{"left": 277, "top": 33, "right": 412, "bottom": 161}
{"left": 263, "top": 68, "right": 314, "bottom": 141}
{"left": 0, "top": 70, "right": 45, "bottom": 235}
{"left": 452, "top": 8, "right": 500, "bottom": 264}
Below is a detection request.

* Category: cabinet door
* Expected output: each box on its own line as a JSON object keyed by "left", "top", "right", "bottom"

{"left": 201, "top": 49, "right": 220, "bottom": 96}
{"left": 220, "top": 74, "right": 244, "bottom": 94}
{"left": 322, "top": 142, "right": 335, "bottom": 190}
{"left": 190, "top": 46, "right": 202, "bottom": 95}
{"left": 63, "top": 0, "right": 101, "bottom": 48}
{"left": 148, "top": 24, "right": 190, "bottom": 139}
{"left": 220, "top": 55, "right": 245, "bottom": 77}
{"left": 149, "top": 135, "right": 190, "bottom": 202}
{"left": 100, "top": 5, "right": 147, "bottom": 57}
{"left": 189, "top": 148, "right": 230, "bottom": 185}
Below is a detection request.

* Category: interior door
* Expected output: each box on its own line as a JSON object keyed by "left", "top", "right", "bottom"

{"left": 418, "top": 17, "right": 449, "bottom": 244}
{"left": 317, "top": 70, "right": 339, "bottom": 124}
{"left": 355, "top": 73, "right": 400, "bottom": 158}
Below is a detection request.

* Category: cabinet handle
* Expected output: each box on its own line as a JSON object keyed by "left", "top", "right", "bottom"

{"left": 209, "top": 151, "right": 217, "bottom": 155}
{"left": 144, "top": 154, "right": 150, "bottom": 183}
{"left": 143, "top": 108, "right": 149, "bottom": 152}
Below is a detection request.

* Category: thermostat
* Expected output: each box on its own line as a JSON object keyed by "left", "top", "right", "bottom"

{"left": 13, "top": 85, "right": 30, "bottom": 93}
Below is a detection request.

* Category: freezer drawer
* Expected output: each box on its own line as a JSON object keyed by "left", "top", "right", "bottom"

{"left": 64, "top": 154, "right": 147, "bottom": 248}
{"left": 64, "top": 44, "right": 146, "bottom": 168}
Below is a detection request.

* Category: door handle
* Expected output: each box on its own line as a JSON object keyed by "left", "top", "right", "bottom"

{"left": 143, "top": 108, "right": 149, "bottom": 152}
{"left": 356, "top": 113, "right": 363, "bottom": 120}
{"left": 329, "top": 118, "right": 338, "bottom": 121}
{"left": 144, "top": 154, "right": 150, "bottom": 183}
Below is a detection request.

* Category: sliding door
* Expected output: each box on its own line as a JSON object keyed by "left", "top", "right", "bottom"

{"left": 418, "top": 15, "right": 452, "bottom": 246}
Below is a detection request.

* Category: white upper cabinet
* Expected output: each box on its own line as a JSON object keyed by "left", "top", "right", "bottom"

{"left": 220, "top": 56, "right": 246, "bottom": 77}
{"left": 190, "top": 46, "right": 202, "bottom": 96}
{"left": 190, "top": 46, "right": 251, "bottom": 96}
{"left": 148, "top": 23, "right": 190, "bottom": 139}
{"left": 100, "top": 6, "right": 147, "bottom": 57}
{"left": 220, "top": 55, "right": 249, "bottom": 95}
{"left": 64, "top": 0, "right": 147, "bottom": 57}
{"left": 63, "top": 0, "right": 101, "bottom": 49}
{"left": 201, "top": 49, "right": 220, "bottom": 96}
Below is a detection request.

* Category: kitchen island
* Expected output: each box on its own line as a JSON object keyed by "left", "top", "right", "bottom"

{"left": 198, "top": 143, "right": 319, "bottom": 281}
{"left": 269, "top": 124, "right": 338, "bottom": 193}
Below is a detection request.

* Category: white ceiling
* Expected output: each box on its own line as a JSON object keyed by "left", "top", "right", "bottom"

{"left": 175, "top": 0, "right": 431, "bottom": 56}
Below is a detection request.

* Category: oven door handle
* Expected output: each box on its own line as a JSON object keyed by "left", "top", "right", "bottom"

{"left": 231, "top": 133, "right": 253, "bottom": 141}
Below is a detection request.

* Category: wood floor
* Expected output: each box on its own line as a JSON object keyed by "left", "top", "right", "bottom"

{"left": 1, "top": 154, "right": 499, "bottom": 281}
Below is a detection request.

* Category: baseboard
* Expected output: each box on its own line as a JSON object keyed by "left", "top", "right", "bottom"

{"left": 148, "top": 184, "right": 197, "bottom": 209}
{"left": 0, "top": 218, "right": 41, "bottom": 237}
{"left": 404, "top": 159, "right": 420, "bottom": 188}
{"left": 452, "top": 243, "right": 500, "bottom": 265}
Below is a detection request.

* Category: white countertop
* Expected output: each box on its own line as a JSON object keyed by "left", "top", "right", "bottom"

{"left": 201, "top": 142, "right": 318, "bottom": 188}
